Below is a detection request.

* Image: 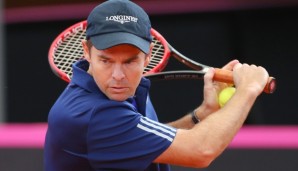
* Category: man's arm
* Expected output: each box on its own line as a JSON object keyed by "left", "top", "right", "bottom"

{"left": 167, "top": 60, "right": 240, "bottom": 130}
{"left": 166, "top": 105, "right": 212, "bottom": 130}
{"left": 155, "top": 63, "right": 269, "bottom": 168}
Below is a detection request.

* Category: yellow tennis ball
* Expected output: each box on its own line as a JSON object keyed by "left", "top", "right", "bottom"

{"left": 218, "top": 87, "right": 236, "bottom": 107}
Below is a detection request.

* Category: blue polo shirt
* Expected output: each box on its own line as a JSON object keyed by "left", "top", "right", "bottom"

{"left": 44, "top": 60, "right": 177, "bottom": 171}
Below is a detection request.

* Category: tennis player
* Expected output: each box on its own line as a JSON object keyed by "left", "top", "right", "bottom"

{"left": 44, "top": 0, "right": 269, "bottom": 170}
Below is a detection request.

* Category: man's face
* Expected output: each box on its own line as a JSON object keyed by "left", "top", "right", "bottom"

{"left": 83, "top": 42, "right": 150, "bottom": 101}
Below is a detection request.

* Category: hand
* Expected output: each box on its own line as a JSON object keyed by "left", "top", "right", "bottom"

{"left": 198, "top": 60, "right": 240, "bottom": 119}
{"left": 232, "top": 63, "right": 269, "bottom": 96}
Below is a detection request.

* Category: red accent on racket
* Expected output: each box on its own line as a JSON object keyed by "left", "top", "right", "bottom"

{"left": 48, "top": 20, "right": 276, "bottom": 94}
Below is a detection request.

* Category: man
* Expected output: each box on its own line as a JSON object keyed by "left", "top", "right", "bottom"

{"left": 44, "top": 0, "right": 269, "bottom": 170}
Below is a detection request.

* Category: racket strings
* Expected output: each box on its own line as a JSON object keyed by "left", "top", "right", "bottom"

{"left": 144, "top": 37, "right": 164, "bottom": 73}
{"left": 53, "top": 29, "right": 86, "bottom": 78}
{"left": 53, "top": 28, "right": 164, "bottom": 77}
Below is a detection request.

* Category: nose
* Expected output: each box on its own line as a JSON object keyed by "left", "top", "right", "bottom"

{"left": 112, "top": 64, "right": 125, "bottom": 81}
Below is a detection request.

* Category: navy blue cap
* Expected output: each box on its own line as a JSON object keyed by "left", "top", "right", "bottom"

{"left": 86, "top": 0, "right": 152, "bottom": 54}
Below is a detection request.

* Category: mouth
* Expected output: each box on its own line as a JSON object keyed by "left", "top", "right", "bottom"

{"left": 109, "top": 86, "right": 129, "bottom": 93}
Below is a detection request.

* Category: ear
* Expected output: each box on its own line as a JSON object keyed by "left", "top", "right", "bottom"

{"left": 144, "top": 43, "right": 153, "bottom": 67}
{"left": 82, "top": 40, "right": 91, "bottom": 62}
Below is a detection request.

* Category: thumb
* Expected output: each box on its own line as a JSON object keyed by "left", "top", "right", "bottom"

{"left": 204, "top": 68, "right": 215, "bottom": 88}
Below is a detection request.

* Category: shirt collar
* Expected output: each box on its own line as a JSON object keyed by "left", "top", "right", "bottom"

{"left": 71, "top": 59, "right": 101, "bottom": 94}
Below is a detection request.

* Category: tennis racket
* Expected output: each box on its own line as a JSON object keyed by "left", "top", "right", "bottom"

{"left": 48, "top": 20, "right": 276, "bottom": 94}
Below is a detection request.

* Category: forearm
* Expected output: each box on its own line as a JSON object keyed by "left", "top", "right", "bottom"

{"left": 155, "top": 62, "right": 270, "bottom": 168}
{"left": 191, "top": 89, "right": 258, "bottom": 159}
{"left": 167, "top": 104, "right": 215, "bottom": 129}
{"left": 156, "top": 90, "right": 258, "bottom": 168}
{"left": 167, "top": 113, "right": 194, "bottom": 129}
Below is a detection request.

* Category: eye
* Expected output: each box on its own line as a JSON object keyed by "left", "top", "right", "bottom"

{"left": 125, "top": 60, "right": 134, "bottom": 64}
{"left": 100, "top": 59, "right": 109, "bottom": 63}
{"left": 125, "top": 57, "right": 139, "bottom": 65}
{"left": 99, "top": 58, "right": 111, "bottom": 65}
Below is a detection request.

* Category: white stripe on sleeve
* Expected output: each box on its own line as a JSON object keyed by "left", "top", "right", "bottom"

{"left": 137, "top": 117, "right": 176, "bottom": 142}
{"left": 137, "top": 124, "right": 174, "bottom": 142}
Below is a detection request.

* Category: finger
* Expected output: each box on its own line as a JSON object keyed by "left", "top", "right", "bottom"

{"left": 204, "top": 67, "right": 215, "bottom": 88}
{"left": 205, "top": 68, "right": 228, "bottom": 94}
{"left": 222, "top": 59, "right": 240, "bottom": 71}
{"left": 233, "top": 62, "right": 242, "bottom": 71}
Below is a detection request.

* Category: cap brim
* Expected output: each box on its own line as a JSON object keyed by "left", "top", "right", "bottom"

{"left": 90, "top": 32, "right": 150, "bottom": 54}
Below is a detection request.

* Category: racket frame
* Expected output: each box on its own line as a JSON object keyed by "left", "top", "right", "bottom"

{"left": 48, "top": 20, "right": 276, "bottom": 94}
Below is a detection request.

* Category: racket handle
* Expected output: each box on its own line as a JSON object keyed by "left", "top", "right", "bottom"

{"left": 213, "top": 68, "right": 276, "bottom": 94}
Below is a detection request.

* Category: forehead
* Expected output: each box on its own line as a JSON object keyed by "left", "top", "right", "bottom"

{"left": 104, "top": 44, "right": 141, "bottom": 52}
{"left": 91, "top": 44, "right": 146, "bottom": 57}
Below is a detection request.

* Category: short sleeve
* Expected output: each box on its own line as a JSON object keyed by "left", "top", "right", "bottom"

{"left": 87, "top": 101, "right": 177, "bottom": 170}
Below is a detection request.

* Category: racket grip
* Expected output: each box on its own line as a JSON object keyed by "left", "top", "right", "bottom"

{"left": 213, "top": 68, "right": 276, "bottom": 94}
